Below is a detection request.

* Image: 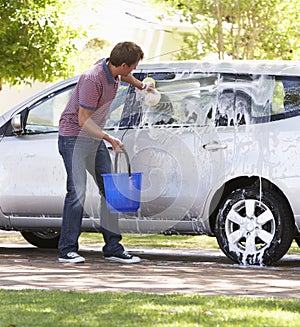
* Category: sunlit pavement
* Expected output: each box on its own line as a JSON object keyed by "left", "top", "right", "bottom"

{"left": 1, "top": 242, "right": 300, "bottom": 298}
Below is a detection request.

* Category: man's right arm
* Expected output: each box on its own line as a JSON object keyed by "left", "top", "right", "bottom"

{"left": 78, "top": 106, "right": 124, "bottom": 152}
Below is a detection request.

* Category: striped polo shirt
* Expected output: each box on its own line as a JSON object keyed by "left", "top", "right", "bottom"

{"left": 59, "top": 58, "right": 120, "bottom": 137}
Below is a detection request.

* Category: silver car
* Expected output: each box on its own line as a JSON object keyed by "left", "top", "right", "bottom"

{"left": 1, "top": 60, "right": 300, "bottom": 265}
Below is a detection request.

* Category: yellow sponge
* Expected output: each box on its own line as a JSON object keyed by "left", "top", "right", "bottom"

{"left": 142, "top": 77, "right": 156, "bottom": 86}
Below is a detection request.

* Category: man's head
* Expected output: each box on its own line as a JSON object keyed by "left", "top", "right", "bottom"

{"left": 109, "top": 41, "right": 144, "bottom": 67}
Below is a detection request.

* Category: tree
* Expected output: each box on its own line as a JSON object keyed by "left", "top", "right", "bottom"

{"left": 149, "top": 0, "right": 300, "bottom": 60}
{"left": 76, "top": 38, "right": 109, "bottom": 74}
{"left": 0, "top": 0, "right": 83, "bottom": 90}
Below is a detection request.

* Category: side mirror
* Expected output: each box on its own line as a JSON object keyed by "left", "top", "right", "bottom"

{"left": 11, "top": 114, "right": 23, "bottom": 134}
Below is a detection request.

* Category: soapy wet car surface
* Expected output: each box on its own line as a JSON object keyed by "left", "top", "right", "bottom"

{"left": 1, "top": 239, "right": 300, "bottom": 298}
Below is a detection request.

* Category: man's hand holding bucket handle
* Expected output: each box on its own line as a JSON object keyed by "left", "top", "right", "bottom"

{"left": 102, "top": 133, "right": 124, "bottom": 154}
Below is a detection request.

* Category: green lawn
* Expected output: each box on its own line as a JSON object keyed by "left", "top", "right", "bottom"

{"left": 79, "top": 233, "right": 221, "bottom": 250}
{"left": 1, "top": 231, "right": 299, "bottom": 254}
{"left": 80, "top": 232, "right": 300, "bottom": 254}
{"left": 1, "top": 290, "right": 300, "bottom": 327}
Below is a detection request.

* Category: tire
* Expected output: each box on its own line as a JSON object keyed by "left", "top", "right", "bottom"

{"left": 215, "top": 187, "right": 294, "bottom": 265}
{"left": 21, "top": 231, "right": 60, "bottom": 249}
{"left": 295, "top": 238, "right": 300, "bottom": 247}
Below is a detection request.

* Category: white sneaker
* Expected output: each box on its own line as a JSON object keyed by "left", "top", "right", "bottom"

{"left": 59, "top": 252, "right": 85, "bottom": 263}
{"left": 104, "top": 251, "right": 141, "bottom": 264}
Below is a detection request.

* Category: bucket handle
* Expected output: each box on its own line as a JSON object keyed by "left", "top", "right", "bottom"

{"left": 114, "top": 147, "right": 131, "bottom": 177}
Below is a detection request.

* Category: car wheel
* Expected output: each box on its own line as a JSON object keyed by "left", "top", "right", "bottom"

{"left": 215, "top": 187, "right": 294, "bottom": 265}
{"left": 21, "top": 231, "right": 60, "bottom": 248}
{"left": 295, "top": 238, "right": 300, "bottom": 247}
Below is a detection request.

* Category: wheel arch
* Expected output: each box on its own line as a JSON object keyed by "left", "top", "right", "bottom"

{"left": 208, "top": 176, "right": 295, "bottom": 235}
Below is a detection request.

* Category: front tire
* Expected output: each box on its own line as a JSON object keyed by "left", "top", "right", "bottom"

{"left": 21, "top": 231, "right": 60, "bottom": 248}
{"left": 215, "top": 187, "right": 294, "bottom": 265}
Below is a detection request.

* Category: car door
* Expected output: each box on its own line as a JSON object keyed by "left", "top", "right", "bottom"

{"left": 108, "top": 69, "right": 226, "bottom": 229}
{"left": 0, "top": 79, "right": 136, "bottom": 221}
{"left": 0, "top": 86, "right": 75, "bottom": 217}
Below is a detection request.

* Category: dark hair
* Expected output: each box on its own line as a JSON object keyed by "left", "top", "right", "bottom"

{"left": 109, "top": 42, "right": 144, "bottom": 67}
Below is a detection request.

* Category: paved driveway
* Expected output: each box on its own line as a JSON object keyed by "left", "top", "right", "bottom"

{"left": 1, "top": 241, "right": 300, "bottom": 298}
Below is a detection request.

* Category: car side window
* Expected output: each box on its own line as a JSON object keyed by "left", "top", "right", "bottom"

{"left": 174, "top": 74, "right": 218, "bottom": 126}
{"left": 271, "top": 76, "right": 300, "bottom": 119}
{"left": 119, "top": 72, "right": 218, "bottom": 127}
{"left": 216, "top": 74, "right": 273, "bottom": 126}
{"left": 216, "top": 89, "right": 253, "bottom": 126}
{"left": 26, "top": 87, "right": 74, "bottom": 133}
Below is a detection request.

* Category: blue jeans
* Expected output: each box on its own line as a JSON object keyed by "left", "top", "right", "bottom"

{"left": 58, "top": 135, "right": 124, "bottom": 257}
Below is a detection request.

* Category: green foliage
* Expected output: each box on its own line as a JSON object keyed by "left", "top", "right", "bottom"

{"left": 1, "top": 290, "right": 300, "bottom": 326}
{"left": 0, "top": 0, "right": 83, "bottom": 87}
{"left": 150, "top": 0, "right": 300, "bottom": 60}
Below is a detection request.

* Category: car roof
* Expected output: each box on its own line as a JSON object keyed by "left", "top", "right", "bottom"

{"left": 137, "top": 60, "right": 300, "bottom": 76}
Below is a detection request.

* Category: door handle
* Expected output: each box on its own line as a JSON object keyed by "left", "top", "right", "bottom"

{"left": 203, "top": 142, "right": 228, "bottom": 151}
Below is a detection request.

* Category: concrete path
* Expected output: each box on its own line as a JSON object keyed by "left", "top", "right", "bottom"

{"left": 1, "top": 243, "right": 300, "bottom": 298}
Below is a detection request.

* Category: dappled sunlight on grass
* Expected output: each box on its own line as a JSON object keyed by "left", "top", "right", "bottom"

{"left": 1, "top": 290, "right": 300, "bottom": 327}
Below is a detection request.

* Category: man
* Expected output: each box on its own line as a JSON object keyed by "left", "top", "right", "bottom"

{"left": 58, "top": 42, "right": 148, "bottom": 264}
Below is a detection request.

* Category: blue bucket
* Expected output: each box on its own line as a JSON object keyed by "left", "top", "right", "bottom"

{"left": 102, "top": 149, "right": 142, "bottom": 213}
{"left": 102, "top": 172, "right": 143, "bottom": 213}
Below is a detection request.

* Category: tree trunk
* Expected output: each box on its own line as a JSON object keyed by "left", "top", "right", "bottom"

{"left": 215, "top": 0, "right": 225, "bottom": 59}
